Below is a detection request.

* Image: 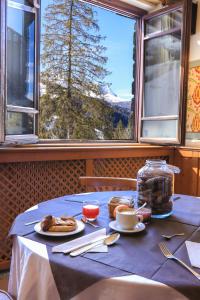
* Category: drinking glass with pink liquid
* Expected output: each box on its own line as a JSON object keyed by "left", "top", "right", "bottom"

{"left": 82, "top": 200, "right": 100, "bottom": 221}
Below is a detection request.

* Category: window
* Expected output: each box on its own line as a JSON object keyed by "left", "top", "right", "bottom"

{"left": 3, "top": 0, "right": 39, "bottom": 143}
{"left": 139, "top": 3, "right": 191, "bottom": 144}
{"left": 0, "top": 0, "right": 192, "bottom": 145}
{"left": 39, "top": 0, "right": 137, "bottom": 141}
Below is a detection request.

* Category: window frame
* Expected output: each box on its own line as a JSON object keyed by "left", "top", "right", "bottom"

{"left": 38, "top": 0, "right": 143, "bottom": 143}
{"left": 138, "top": 0, "right": 192, "bottom": 145}
{"left": 0, "top": 0, "right": 192, "bottom": 146}
{"left": 3, "top": 0, "right": 39, "bottom": 144}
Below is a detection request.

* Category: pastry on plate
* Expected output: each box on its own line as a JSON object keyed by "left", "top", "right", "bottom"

{"left": 41, "top": 215, "right": 77, "bottom": 232}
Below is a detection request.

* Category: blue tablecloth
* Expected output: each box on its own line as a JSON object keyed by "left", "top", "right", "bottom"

{"left": 10, "top": 191, "right": 200, "bottom": 300}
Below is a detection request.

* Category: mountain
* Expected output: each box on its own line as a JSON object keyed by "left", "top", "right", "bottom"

{"left": 99, "top": 84, "right": 132, "bottom": 110}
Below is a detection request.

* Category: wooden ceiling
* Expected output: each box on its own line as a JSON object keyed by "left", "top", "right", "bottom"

{"left": 137, "top": 0, "right": 160, "bottom": 3}
{"left": 121, "top": 0, "right": 161, "bottom": 11}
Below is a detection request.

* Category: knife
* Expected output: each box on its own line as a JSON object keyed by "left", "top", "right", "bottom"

{"left": 70, "top": 239, "right": 104, "bottom": 257}
{"left": 63, "top": 236, "right": 106, "bottom": 254}
{"left": 25, "top": 220, "right": 40, "bottom": 226}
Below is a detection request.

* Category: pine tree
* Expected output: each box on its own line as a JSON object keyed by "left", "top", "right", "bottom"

{"left": 39, "top": 0, "right": 110, "bottom": 139}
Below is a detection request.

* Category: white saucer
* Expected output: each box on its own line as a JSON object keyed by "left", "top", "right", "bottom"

{"left": 34, "top": 220, "right": 85, "bottom": 237}
{"left": 109, "top": 221, "right": 145, "bottom": 233}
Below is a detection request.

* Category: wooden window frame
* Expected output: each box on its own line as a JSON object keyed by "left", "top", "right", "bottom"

{"left": 0, "top": 0, "right": 192, "bottom": 147}
{"left": 36, "top": 0, "right": 144, "bottom": 145}
{"left": 138, "top": 0, "right": 192, "bottom": 145}
{"left": 2, "top": 0, "right": 39, "bottom": 144}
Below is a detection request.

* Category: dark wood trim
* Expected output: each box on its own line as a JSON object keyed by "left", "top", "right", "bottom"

{"left": 143, "top": 1, "right": 183, "bottom": 20}
{"left": 179, "top": 0, "right": 192, "bottom": 145}
{"left": 0, "top": 0, "right": 6, "bottom": 143}
{"left": 0, "top": 145, "right": 174, "bottom": 163}
{"left": 84, "top": 0, "right": 146, "bottom": 17}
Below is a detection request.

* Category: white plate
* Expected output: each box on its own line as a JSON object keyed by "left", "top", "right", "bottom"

{"left": 34, "top": 220, "right": 85, "bottom": 237}
{"left": 109, "top": 220, "right": 145, "bottom": 233}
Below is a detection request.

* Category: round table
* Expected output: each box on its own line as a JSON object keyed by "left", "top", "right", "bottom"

{"left": 9, "top": 191, "right": 200, "bottom": 300}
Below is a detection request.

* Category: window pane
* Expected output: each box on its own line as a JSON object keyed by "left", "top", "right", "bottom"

{"left": 39, "top": 0, "right": 136, "bottom": 140}
{"left": 7, "top": 7, "right": 35, "bottom": 107}
{"left": 145, "top": 10, "right": 182, "bottom": 35}
{"left": 144, "top": 32, "right": 181, "bottom": 117}
{"left": 6, "top": 112, "right": 34, "bottom": 135}
{"left": 142, "top": 120, "right": 177, "bottom": 138}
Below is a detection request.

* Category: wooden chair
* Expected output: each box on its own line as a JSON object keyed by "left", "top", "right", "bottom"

{"left": 0, "top": 290, "right": 14, "bottom": 300}
{"left": 80, "top": 176, "right": 137, "bottom": 192}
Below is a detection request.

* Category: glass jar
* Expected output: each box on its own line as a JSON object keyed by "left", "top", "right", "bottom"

{"left": 137, "top": 159, "right": 174, "bottom": 218}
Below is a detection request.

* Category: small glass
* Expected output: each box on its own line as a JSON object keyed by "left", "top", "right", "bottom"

{"left": 82, "top": 200, "right": 100, "bottom": 221}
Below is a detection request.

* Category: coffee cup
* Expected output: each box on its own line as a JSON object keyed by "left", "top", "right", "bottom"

{"left": 116, "top": 207, "right": 143, "bottom": 230}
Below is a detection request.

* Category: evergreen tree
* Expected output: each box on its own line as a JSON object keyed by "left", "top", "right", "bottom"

{"left": 39, "top": 0, "right": 110, "bottom": 139}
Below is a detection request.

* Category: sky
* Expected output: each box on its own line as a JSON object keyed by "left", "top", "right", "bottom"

{"left": 41, "top": 0, "right": 136, "bottom": 101}
{"left": 93, "top": 5, "right": 136, "bottom": 101}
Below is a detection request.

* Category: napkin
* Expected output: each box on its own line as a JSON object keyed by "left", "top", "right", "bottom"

{"left": 185, "top": 241, "right": 200, "bottom": 268}
{"left": 52, "top": 228, "right": 108, "bottom": 254}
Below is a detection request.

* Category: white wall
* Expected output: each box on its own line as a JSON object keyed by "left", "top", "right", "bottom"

{"left": 190, "top": 0, "right": 200, "bottom": 62}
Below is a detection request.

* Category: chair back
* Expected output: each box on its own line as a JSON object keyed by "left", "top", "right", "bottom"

{"left": 80, "top": 176, "right": 137, "bottom": 192}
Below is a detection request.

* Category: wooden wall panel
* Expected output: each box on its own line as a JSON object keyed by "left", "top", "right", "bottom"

{"left": 0, "top": 160, "right": 86, "bottom": 270}
{"left": 174, "top": 149, "right": 200, "bottom": 196}
{"left": 94, "top": 156, "right": 169, "bottom": 178}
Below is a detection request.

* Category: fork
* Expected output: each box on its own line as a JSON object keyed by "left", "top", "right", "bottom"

{"left": 161, "top": 233, "right": 184, "bottom": 240}
{"left": 159, "top": 242, "right": 200, "bottom": 280}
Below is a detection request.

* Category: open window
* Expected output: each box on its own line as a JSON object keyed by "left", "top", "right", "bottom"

{"left": 0, "top": 0, "right": 192, "bottom": 145}
{"left": 39, "top": 0, "right": 139, "bottom": 141}
{"left": 138, "top": 1, "right": 192, "bottom": 145}
{"left": 1, "top": 0, "right": 39, "bottom": 144}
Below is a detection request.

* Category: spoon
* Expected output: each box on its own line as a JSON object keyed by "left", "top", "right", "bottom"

{"left": 161, "top": 233, "right": 185, "bottom": 240}
{"left": 70, "top": 233, "right": 120, "bottom": 257}
{"left": 81, "top": 216, "right": 100, "bottom": 228}
{"left": 134, "top": 202, "right": 147, "bottom": 214}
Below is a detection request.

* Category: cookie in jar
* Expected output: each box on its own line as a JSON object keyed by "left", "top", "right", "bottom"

{"left": 137, "top": 160, "right": 174, "bottom": 218}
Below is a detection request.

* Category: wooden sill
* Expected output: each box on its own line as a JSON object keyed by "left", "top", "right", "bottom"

{"left": 0, "top": 143, "right": 174, "bottom": 163}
